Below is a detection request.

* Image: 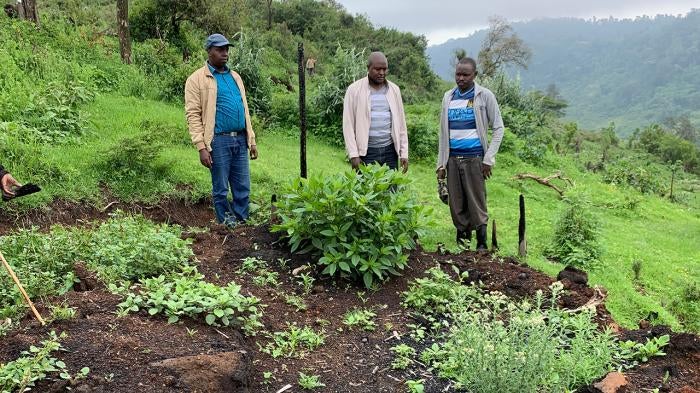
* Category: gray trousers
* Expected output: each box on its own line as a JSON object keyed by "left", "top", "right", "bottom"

{"left": 447, "top": 156, "right": 488, "bottom": 232}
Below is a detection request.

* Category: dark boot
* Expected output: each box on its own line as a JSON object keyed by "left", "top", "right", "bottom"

{"left": 456, "top": 230, "right": 471, "bottom": 248}
{"left": 476, "top": 224, "right": 488, "bottom": 251}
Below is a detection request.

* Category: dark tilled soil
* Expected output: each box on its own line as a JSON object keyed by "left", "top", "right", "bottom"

{"left": 1, "top": 202, "right": 698, "bottom": 392}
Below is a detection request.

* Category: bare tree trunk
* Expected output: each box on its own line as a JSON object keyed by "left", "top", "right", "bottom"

{"left": 19, "top": 0, "right": 40, "bottom": 27}
{"left": 266, "top": 0, "right": 273, "bottom": 30}
{"left": 117, "top": 0, "right": 132, "bottom": 65}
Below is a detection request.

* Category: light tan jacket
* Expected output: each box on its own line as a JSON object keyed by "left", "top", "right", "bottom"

{"left": 184, "top": 63, "right": 256, "bottom": 152}
{"left": 342, "top": 77, "right": 409, "bottom": 159}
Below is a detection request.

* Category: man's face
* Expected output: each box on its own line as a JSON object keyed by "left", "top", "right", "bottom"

{"left": 455, "top": 63, "right": 477, "bottom": 90}
{"left": 208, "top": 46, "right": 229, "bottom": 68}
{"left": 368, "top": 59, "right": 388, "bottom": 85}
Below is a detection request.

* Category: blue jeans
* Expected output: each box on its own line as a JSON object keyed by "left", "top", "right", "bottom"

{"left": 210, "top": 134, "right": 250, "bottom": 226}
{"left": 361, "top": 143, "right": 398, "bottom": 170}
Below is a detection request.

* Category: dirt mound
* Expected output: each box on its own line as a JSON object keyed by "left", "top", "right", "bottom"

{"left": 151, "top": 351, "right": 251, "bottom": 392}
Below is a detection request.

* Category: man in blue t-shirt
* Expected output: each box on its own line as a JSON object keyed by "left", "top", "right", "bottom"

{"left": 185, "top": 34, "right": 259, "bottom": 228}
{"left": 436, "top": 57, "right": 505, "bottom": 250}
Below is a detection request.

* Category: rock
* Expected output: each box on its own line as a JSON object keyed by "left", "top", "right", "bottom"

{"left": 557, "top": 266, "right": 588, "bottom": 285}
{"left": 74, "top": 384, "right": 91, "bottom": 393}
{"left": 73, "top": 261, "right": 100, "bottom": 291}
{"left": 673, "top": 387, "right": 700, "bottom": 393}
{"left": 151, "top": 351, "right": 251, "bottom": 393}
{"left": 593, "top": 372, "right": 627, "bottom": 393}
{"left": 312, "top": 284, "right": 325, "bottom": 294}
{"left": 518, "top": 272, "right": 528, "bottom": 280}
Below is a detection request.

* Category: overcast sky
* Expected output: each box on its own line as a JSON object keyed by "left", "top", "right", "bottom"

{"left": 335, "top": 0, "right": 699, "bottom": 45}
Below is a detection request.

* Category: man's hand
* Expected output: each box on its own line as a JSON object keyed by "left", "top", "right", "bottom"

{"left": 250, "top": 145, "right": 258, "bottom": 160}
{"left": 482, "top": 164, "right": 492, "bottom": 179}
{"left": 350, "top": 157, "right": 361, "bottom": 170}
{"left": 1, "top": 173, "right": 21, "bottom": 196}
{"left": 400, "top": 158, "right": 409, "bottom": 173}
{"left": 199, "top": 149, "right": 213, "bottom": 169}
{"left": 437, "top": 167, "right": 446, "bottom": 180}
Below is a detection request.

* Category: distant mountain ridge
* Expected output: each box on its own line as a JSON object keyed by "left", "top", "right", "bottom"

{"left": 427, "top": 10, "right": 700, "bottom": 134}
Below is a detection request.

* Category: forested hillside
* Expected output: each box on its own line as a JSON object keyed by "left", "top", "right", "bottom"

{"left": 427, "top": 10, "right": 700, "bottom": 135}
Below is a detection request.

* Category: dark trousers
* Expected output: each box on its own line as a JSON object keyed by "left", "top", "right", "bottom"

{"left": 361, "top": 143, "right": 398, "bottom": 170}
{"left": 447, "top": 156, "right": 488, "bottom": 232}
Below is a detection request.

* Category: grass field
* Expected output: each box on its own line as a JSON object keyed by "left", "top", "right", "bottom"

{"left": 5, "top": 94, "right": 700, "bottom": 332}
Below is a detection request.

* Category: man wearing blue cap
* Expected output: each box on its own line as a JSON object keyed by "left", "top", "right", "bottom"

{"left": 185, "top": 33, "right": 259, "bottom": 227}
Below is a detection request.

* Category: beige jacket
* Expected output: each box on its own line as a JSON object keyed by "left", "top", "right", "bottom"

{"left": 184, "top": 63, "right": 256, "bottom": 152}
{"left": 342, "top": 77, "right": 409, "bottom": 159}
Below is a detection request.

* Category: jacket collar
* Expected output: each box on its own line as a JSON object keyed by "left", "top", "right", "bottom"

{"left": 449, "top": 82, "right": 483, "bottom": 97}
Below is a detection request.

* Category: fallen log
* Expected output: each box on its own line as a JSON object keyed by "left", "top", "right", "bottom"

{"left": 512, "top": 171, "right": 573, "bottom": 197}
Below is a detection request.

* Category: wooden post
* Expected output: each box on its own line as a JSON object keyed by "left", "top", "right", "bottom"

{"left": 518, "top": 194, "right": 527, "bottom": 257}
{"left": 298, "top": 42, "right": 307, "bottom": 179}
{"left": 0, "top": 249, "right": 45, "bottom": 325}
{"left": 491, "top": 219, "right": 498, "bottom": 251}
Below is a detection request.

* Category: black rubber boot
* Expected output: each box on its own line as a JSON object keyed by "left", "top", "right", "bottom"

{"left": 476, "top": 224, "right": 488, "bottom": 251}
{"left": 456, "top": 230, "right": 471, "bottom": 248}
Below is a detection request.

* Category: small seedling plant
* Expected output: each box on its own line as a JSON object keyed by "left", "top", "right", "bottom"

{"left": 260, "top": 323, "right": 326, "bottom": 358}
{"left": 0, "top": 331, "right": 89, "bottom": 393}
{"left": 390, "top": 344, "right": 416, "bottom": 370}
{"left": 298, "top": 372, "right": 325, "bottom": 390}
{"left": 118, "top": 267, "right": 263, "bottom": 335}
{"left": 342, "top": 308, "right": 377, "bottom": 331}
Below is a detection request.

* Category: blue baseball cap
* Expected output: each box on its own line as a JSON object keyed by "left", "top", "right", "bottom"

{"left": 205, "top": 34, "right": 231, "bottom": 50}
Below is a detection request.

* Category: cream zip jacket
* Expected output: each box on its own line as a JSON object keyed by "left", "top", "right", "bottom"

{"left": 342, "top": 77, "right": 409, "bottom": 159}
{"left": 185, "top": 63, "right": 256, "bottom": 152}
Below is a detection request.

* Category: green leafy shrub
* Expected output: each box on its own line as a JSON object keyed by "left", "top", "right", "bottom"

{"left": 0, "top": 332, "right": 68, "bottom": 393}
{"left": 95, "top": 131, "right": 176, "bottom": 201}
{"left": 546, "top": 196, "right": 602, "bottom": 269}
{"left": 405, "top": 272, "right": 620, "bottom": 392}
{"left": 405, "top": 105, "right": 438, "bottom": 160}
{"left": 311, "top": 45, "right": 366, "bottom": 139}
{"left": 272, "top": 165, "right": 428, "bottom": 288}
{"left": 118, "top": 267, "right": 263, "bottom": 335}
{"left": 0, "top": 214, "right": 193, "bottom": 317}
{"left": 603, "top": 158, "right": 663, "bottom": 194}
{"left": 22, "top": 81, "right": 95, "bottom": 143}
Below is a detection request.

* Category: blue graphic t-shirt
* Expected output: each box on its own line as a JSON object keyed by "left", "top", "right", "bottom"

{"left": 448, "top": 87, "right": 483, "bottom": 157}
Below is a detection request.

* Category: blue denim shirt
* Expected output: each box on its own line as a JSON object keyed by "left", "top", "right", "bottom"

{"left": 207, "top": 62, "right": 246, "bottom": 133}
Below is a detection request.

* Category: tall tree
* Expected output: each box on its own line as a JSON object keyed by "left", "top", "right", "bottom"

{"left": 19, "top": 0, "right": 40, "bottom": 27}
{"left": 477, "top": 16, "right": 530, "bottom": 78}
{"left": 117, "top": 0, "right": 132, "bottom": 64}
{"left": 265, "top": 0, "right": 273, "bottom": 30}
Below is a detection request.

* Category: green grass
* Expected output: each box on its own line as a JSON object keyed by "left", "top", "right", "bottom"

{"left": 5, "top": 93, "right": 699, "bottom": 332}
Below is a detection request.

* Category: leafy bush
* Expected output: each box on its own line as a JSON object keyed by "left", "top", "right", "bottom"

{"left": 404, "top": 271, "right": 620, "bottom": 392}
{"left": 603, "top": 157, "right": 663, "bottom": 194}
{"left": 229, "top": 32, "right": 272, "bottom": 116}
{"left": 272, "top": 165, "right": 428, "bottom": 288}
{"left": 118, "top": 267, "right": 263, "bottom": 335}
{"left": 311, "top": 45, "right": 366, "bottom": 139}
{"left": 21, "top": 81, "right": 95, "bottom": 143}
{"left": 95, "top": 131, "right": 176, "bottom": 201}
{"left": 405, "top": 105, "right": 438, "bottom": 160}
{"left": 0, "top": 332, "right": 68, "bottom": 393}
{"left": 0, "top": 214, "right": 193, "bottom": 317}
{"left": 545, "top": 196, "right": 602, "bottom": 269}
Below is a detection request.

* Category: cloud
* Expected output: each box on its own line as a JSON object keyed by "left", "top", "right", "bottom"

{"left": 336, "top": 0, "right": 698, "bottom": 44}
